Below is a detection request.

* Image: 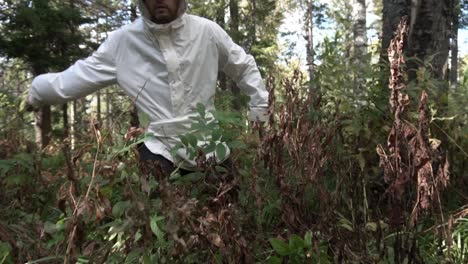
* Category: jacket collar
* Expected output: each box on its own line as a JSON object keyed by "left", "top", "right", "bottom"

{"left": 142, "top": 14, "right": 186, "bottom": 34}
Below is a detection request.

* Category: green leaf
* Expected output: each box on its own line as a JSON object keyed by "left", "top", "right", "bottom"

{"left": 269, "top": 238, "right": 290, "bottom": 256}
{"left": 187, "top": 134, "right": 198, "bottom": 148}
{"left": 112, "top": 201, "right": 131, "bottom": 218}
{"left": 43, "top": 221, "right": 57, "bottom": 235}
{"left": 365, "top": 222, "right": 377, "bottom": 232}
{"left": 304, "top": 231, "right": 313, "bottom": 248}
{"left": 170, "top": 143, "right": 184, "bottom": 157}
{"left": 196, "top": 103, "right": 206, "bottom": 118}
{"left": 228, "top": 141, "right": 246, "bottom": 149}
{"left": 76, "top": 257, "right": 89, "bottom": 264}
{"left": 180, "top": 135, "right": 189, "bottom": 146}
{"left": 289, "top": 234, "right": 304, "bottom": 250}
{"left": 143, "top": 254, "right": 151, "bottom": 264}
{"left": 212, "top": 129, "right": 222, "bottom": 141}
{"left": 215, "top": 166, "right": 228, "bottom": 173}
{"left": 0, "top": 242, "right": 12, "bottom": 264}
{"left": 267, "top": 256, "right": 282, "bottom": 264}
{"left": 357, "top": 153, "right": 365, "bottom": 172}
{"left": 339, "top": 217, "right": 354, "bottom": 232}
{"left": 138, "top": 111, "right": 151, "bottom": 129}
{"left": 150, "top": 215, "right": 165, "bottom": 243}
{"left": 125, "top": 249, "right": 141, "bottom": 264}
{"left": 215, "top": 144, "right": 227, "bottom": 161}
{"left": 204, "top": 141, "right": 216, "bottom": 154}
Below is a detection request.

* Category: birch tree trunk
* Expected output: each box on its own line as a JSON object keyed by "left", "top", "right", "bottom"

{"left": 353, "top": 0, "right": 367, "bottom": 61}
{"left": 305, "top": 0, "right": 315, "bottom": 92}
{"left": 352, "top": 0, "right": 367, "bottom": 96}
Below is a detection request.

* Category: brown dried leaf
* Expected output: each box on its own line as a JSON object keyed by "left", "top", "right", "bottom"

{"left": 207, "top": 233, "right": 225, "bottom": 248}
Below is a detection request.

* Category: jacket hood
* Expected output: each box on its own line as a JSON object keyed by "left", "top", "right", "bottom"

{"left": 138, "top": 0, "right": 188, "bottom": 22}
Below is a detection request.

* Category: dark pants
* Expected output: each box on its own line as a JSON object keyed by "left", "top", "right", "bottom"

{"left": 137, "top": 143, "right": 191, "bottom": 177}
{"left": 138, "top": 143, "right": 238, "bottom": 199}
{"left": 137, "top": 143, "right": 236, "bottom": 178}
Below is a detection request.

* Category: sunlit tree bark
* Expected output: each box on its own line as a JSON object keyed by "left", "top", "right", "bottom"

{"left": 305, "top": 0, "right": 315, "bottom": 92}
{"left": 353, "top": 0, "right": 367, "bottom": 61}
{"left": 381, "top": 0, "right": 452, "bottom": 88}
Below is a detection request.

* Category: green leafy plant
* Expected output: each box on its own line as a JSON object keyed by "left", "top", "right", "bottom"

{"left": 268, "top": 232, "right": 329, "bottom": 263}
{"left": 172, "top": 103, "right": 246, "bottom": 163}
{"left": 0, "top": 242, "right": 13, "bottom": 264}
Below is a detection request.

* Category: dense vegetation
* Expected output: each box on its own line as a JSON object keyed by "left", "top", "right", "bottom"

{"left": 0, "top": 0, "right": 467, "bottom": 263}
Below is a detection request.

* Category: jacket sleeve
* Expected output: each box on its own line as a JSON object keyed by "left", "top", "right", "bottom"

{"left": 211, "top": 23, "right": 269, "bottom": 122}
{"left": 28, "top": 32, "right": 118, "bottom": 106}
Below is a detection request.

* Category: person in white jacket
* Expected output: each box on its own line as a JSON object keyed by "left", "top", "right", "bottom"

{"left": 28, "top": 0, "right": 268, "bottom": 175}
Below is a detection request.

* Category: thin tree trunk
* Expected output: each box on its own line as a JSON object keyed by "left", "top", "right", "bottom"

{"left": 106, "top": 89, "right": 111, "bottom": 129}
{"left": 305, "top": 0, "right": 318, "bottom": 103}
{"left": 229, "top": 0, "right": 241, "bottom": 110}
{"left": 96, "top": 90, "right": 101, "bottom": 124}
{"left": 216, "top": 0, "right": 227, "bottom": 91}
{"left": 34, "top": 106, "right": 52, "bottom": 149}
{"left": 71, "top": 101, "right": 76, "bottom": 149}
{"left": 129, "top": 3, "right": 140, "bottom": 126}
{"left": 450, "top": 0, "right": 459, "bottom": 90}
{"left": 63, "top": 103, "right": 69, "bottom": 138}
{"left": 32, "top": 67, "right": 52, "bottom": 149}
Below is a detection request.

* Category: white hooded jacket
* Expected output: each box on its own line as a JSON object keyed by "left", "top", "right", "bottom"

{"left": 29, "top": 0, "right": 268, "bottom": 169}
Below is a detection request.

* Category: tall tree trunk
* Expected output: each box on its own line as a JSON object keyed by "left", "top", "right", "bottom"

{"left": 248, "top": 0, "right": 257, "bottom": 52}
{"left": 216, "top": 0, "right": 227, "bottom": 91}
{"left": 96, "top": 90, "right": 101, "bottom": 124}
{"left": 106, "top": 89, "right": 111, "bottom": 129}
{"left": 380, "top": 0, "right": 410, "bottom": 64}
{"left": 229, "top": 0, "right": 241, "bottom": 110}
{"left": 71, "top": 101, "right": 76, "bottom": 149}
{"left": 34, "top": 106, "right": 52, "bottom": 149}
{"left": 381, "top": 0, "right": 451, "bottom": 86}
{"left": 353, "top": 0, "right": 367, "bottom": 59}
{"left": 381, "top": 0, "right": 452, "bottom": 154}
{"left": 352, "top": 0, "right": 367, "bottom": 97}
{"left": 32, "top": 67, "right": 52, "bottom": 149}
{"left": 407, "top": 0, "right": 451, "bottom": 82}
{"left": 450, "top": 0, "right": 459, "bottom": 90}
{"left": 305, "top": 0, "right": 318, "bottom": 102}
{"left": 62, "top": 103, "right": 69, "bottom": 138}
{"left": 129, "top": 2, "right": 140, "bottom": 127}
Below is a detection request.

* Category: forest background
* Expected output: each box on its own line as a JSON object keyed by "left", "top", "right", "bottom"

{"left": 0, "top": 0, "right": 467, "bottom": 263}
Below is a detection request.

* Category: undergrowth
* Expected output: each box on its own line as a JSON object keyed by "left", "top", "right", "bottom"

{"left": 0, "top": 24, "right": 467, "bottom": 264}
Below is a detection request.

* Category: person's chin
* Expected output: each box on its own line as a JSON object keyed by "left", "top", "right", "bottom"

{"left": 153, "top": 15, "right": 175, "bottom": 24}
